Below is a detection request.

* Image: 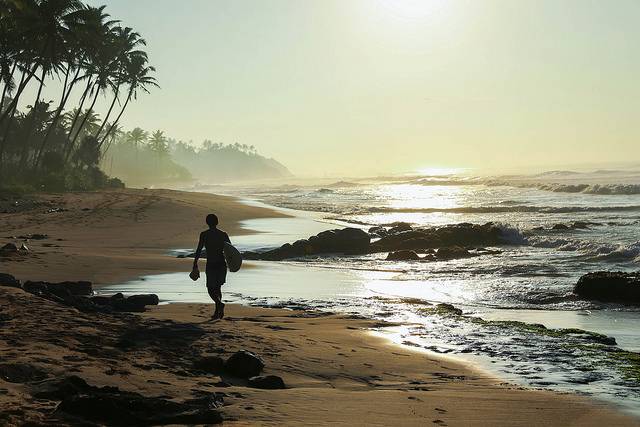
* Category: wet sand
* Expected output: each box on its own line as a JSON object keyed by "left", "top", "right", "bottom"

{"left": 0, "top": 189, "right": 638, "bottom": 425}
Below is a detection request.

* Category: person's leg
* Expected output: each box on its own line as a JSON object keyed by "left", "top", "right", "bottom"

{"left": 206, "top": 271, "right": 220, "bottom": 319}
{"left": 213, "top": 285, "right": 225, "bottom": 319}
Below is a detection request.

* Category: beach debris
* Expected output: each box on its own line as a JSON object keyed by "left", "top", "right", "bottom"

{"left": 224, "top": 350, "right": 265, "bottom": 378}
{"left": 248, "top": 375, "right": 286, "bottom": 390}
{"left": 34, "top": 376, "right": 223, "bottom": 425}
{"left": 574, "top": 271, "right": 640, "bottom": 305}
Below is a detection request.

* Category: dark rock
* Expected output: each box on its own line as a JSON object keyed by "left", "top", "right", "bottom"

{"left": 44, "top": 377, "right": 223, "bottom": 425}
{"left": 248, "top": 375, "right": 285, "bottom": 389}
{"left": 372, "top": 223, "right": 506, "bottom": 252}
{"left": 224, "top": 350, "right": 264, "bottom": 378}
{"left": 245, "top": 228, "right": 370, "bottom": 260}
{"left": 23, "top": 280, "right": 92, "bottom": 296}
{"left": 574, "top": 271, "right": 640, "bottom": 305}
{"left": 386, "top": 250, "right": 421, "bottom": 261}
{"left": 193, "top": 356, "right": 224, "bottom": 374}
{"left": 435, "top": 246, "right": 473, "bottom": 260}
{"left": 126, "top": 294, "right": 160, "bottom": 307}
{"left": 0, "top": 243, "right": 18, "bottom": 253}
{"left": 0, "top": 273, "right": 20, "bottom": 288}
{"left": 0, "top": 363, "right": 47, "bottom": 383}
{"left": 434, "top": 303, "right": 463, "bottom": 316}
{"left": 552, "top": 224, "right": 569, "bottom": 230}
{"left": 388, "top": 222, "right": 413, "bottom": 234}
{"left": 368, "top": 226, "right": 388, "bottom": 237}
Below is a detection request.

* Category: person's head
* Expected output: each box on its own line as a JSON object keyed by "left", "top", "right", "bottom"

{"left": 206, "top": 213, "right": 219, "bottom": 228}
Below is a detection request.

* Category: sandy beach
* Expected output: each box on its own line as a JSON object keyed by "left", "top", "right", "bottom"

{"left": 1, "top": 189, "right": 638, "bottom": 426}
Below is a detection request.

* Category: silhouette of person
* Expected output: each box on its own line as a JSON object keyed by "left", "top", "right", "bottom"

{"left": 192, "top": 213, "right": 231, "bottom": 319}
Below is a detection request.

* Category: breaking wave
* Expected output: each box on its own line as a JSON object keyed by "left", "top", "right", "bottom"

{"left": 363, "top": 205, "right": 640, "bottom": 214}
{"left": 529, "top": 237, "right": 640, "bottom": 262}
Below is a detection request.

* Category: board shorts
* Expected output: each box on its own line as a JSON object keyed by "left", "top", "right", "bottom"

{"left": 205, "top": 264, "right": 227, "bottom": 290}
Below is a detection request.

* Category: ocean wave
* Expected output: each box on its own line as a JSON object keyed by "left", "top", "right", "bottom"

{"left": 486, "top": 180, "right": 640, "bottom": 195}
{"left": 363, "top": 205, "right": 640, "bottom": 214}
{"left": 529, "top": 237, "right": 640, "bottom": 262}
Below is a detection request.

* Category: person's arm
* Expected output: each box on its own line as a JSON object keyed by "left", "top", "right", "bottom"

{"left": 224, "top": 232, "right": 231, "bottom": 244}
{"left": 193, "top": 232, "right": 204, "bottom": 270}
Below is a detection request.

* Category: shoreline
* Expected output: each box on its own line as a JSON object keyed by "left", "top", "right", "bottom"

{"left": 1, "top": 188, "right": 638, "bottom": 425}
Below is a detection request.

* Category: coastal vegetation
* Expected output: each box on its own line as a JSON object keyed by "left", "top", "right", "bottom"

{"left": 101, "top": 129, "right": 292, "bottom": 186}
{"left": 0, "top": 0, "right": 157, "bottom": 192}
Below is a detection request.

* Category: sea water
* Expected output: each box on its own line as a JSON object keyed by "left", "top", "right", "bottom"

{"left": 103, "top": 169, "right": 640, "bottom": 415}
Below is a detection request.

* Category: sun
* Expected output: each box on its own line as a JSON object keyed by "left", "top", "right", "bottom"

{"left": 375, "top": 0, "right": 448, "bottom": 21}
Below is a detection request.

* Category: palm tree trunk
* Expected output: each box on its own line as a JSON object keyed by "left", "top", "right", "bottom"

{"left": 0, "top": 62, "right": 39, "bottom": 125}
{"left": 34, "top": 66, "right": 81, "bottom": 169}
{"left": 65, "top": 86, "right": 100, "bottom": 163}
{"left": 94, "top": 84, "right": 120, "bottom": 140}
{"left": 0, "top": 62, "right": 18, "bottom": 115}
{"left": 66, "top": 78, "right": 93, "bottom": 140}
{"left": 0, "top": 71, "right": 27, "bottom": 177}
{"left": 20, "top": 68, "right": 47, "bottom": 169}
{"left": 99, "top": 87, "right": 132, "bottom": 147}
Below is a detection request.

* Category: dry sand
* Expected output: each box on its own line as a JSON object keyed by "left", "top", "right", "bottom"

{"left": 0, "top": 189, "right": 637, "bottom": 426}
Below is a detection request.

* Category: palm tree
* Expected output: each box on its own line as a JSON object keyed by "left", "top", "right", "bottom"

{"left": 127, "top": 127, "right": 148, "bottom": 150}
{"left": 0, "top": 0, "right": 84, "bottom": 125}
{"left": 99, "top": 54, "right": 158, "bottom": 148}
{"left": 65, "top": 6, "right": 120, "bottom": 162}
{"left": 94, "top": 26, "right": 146, "bottom": 140}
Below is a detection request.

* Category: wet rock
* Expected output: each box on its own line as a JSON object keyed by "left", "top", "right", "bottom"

{"left": 574, "top": 271, "right": 640, "bottom": 305}
{"left": 110, "top": 294, "right": 160, "bottom": 313}
{"left": 551, "top": 223, "right": 569, "bottom": 230}
{"left": 126, "top": 294, "right": 160, "bottom": 307}
{"left": 248, "top": 375, "right": 286, "bottom": 389}
{"left": 244, "top": 228, "right": 370, "bottom": 260}
{"left": 434, "top": 303, "right": 463, "bottom": 316}
{"left": 435, "top": 246, "right": 473, "bottom": 260}
{"left": 0, "top": 273, "right": 21, "bottom": 288}
{"left": 388, "top": 222, "right": 413, "bottom": 234}
{"left": 372, "top": 222, "right": 506, "bottom": 252}
{"left": 224, "top": 350, "right": 264, "bottom": 378}
{"left": 386, "top": 250, "right": 421, "bottom": 261}
{"left": 193, "top": 356, "right": 224, "bottom": 374}
{"left": 368, "top": 226, "right": 388, "bottom": 237}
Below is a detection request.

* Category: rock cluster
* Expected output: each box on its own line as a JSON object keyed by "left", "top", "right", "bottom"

{"left": 32, "top": 376, "right": 223, "bottom": 425}
{"left": 244, "top": 228, "right": 371, "bottom": 260}
{"left": 0, "top": 273, "right": 160, "bottom": 313}
{"left": 242, "top": 222, "right": 508, "bottom": 261}
{"left": 193, "top": 350, "right": 286, "bottom": 389}
{"left": 574, "top": 271, "right": 640, "bottom": 305}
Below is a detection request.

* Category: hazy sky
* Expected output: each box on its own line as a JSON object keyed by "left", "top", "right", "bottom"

{"left": 77, "top": 0, "right": 639, "bottom": 176}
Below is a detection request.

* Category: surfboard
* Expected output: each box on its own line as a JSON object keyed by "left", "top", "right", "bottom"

{"left": 223, "top": 242, "right": 242, "bottom": 272}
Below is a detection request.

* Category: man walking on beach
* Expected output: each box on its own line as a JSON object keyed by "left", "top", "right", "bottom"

{"left": 192, "top": 214, "right": 231, "bottom": 319}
